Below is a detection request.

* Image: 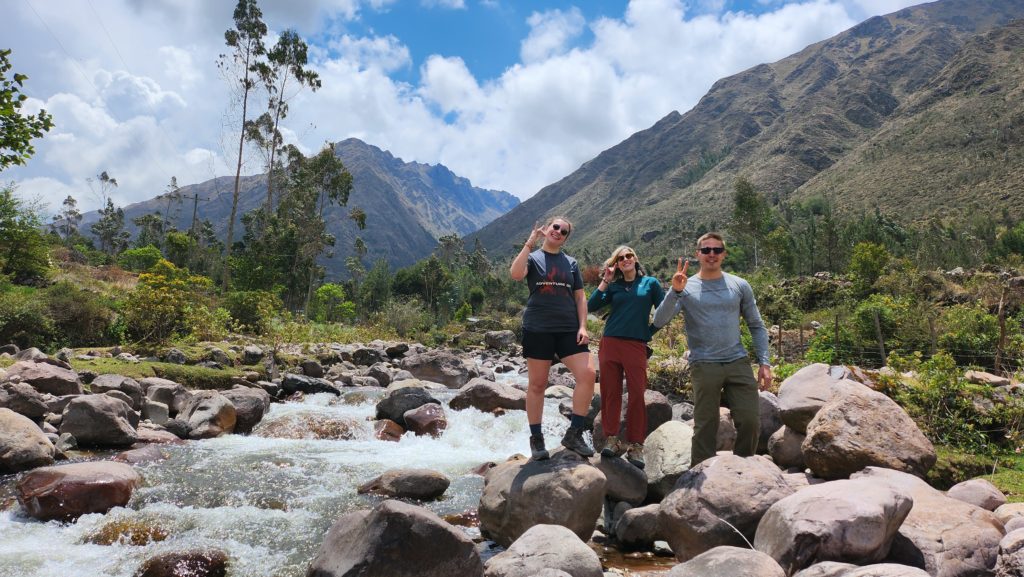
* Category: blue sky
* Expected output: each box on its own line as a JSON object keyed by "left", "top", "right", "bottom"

{"left": 1, "top": 0, "right": 921, "bottom": 213}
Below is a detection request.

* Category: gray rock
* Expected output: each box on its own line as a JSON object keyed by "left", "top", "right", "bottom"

{"left": 758, "top": 391, "right": 783, "bottom": 453}
{"left": 484, "top": 330, "right": 517, "bottom": 350}
{"left": 644, "top": 420, "right": 694, "bottom": 500}
{"left": 996, "top": 528, "right": 1024, "bottom": 577}
{"left": 768, "top": 425, "right": 806, "bottom": 470}
{"left": 164, "top": 348, "right": 187, "bottom": 364}
{"left": 0, "top": 381, "right": 50, "bottom": 418}
{"left": 352, "top": 346, "right": 386, "bottom": 367}
{"left": 667, "top": 546, "right": 785, "bottom": 577}
{"left": 401, "top": 349, "right": 479, "bottom": 388}
{"left": 179, "top": 391, "right": 236, "bottom": 439}
{"left": 59, "top": 395, "right": 138, "bottom": 446}
{"left": 947, "top": 478, "right": 1007, "bottom": 511}
{"left": 242, "top": 345, "right": 264, "bottom": 365}
{"left": 591, "top": 453, "right": 648, "bottom": 505}
{"left": 357, "top": 468, "right": 450, "bottom": 501}
{"left": 4, "top": 361, "right": 83, "bottom": 396}
{"left": 0, "top": 407, "right": 55, "bottom": 473}
{"left": 280, "top": 372, "right": 340, "bottom": 396}
{"left": 300, "top": 359, "right": 325, "bottom": 378}
{"left": 365, "top": 363, "right": 393, "bottom": 387}
{"left": 615, "top": 504, "right": 661, "bottom": 551}
{"left": 375, "top": 387, "right": 440, "bottom": 428}
{"left": 89, "top": 374, "right": 144, "bottom": 409}
{"left": 484, "top": 524, "right": 603, "bottom": 577}
{"left": 307, "top": 500, "right": 483, "bottom": 577}
{"left": 791, "top": 562, "right": 857, "bottom": 577}
{"left": 777, "top": 364, "right": 861, "bottom": 433}
{"left": 220, "top": 386, "right": 271, "bottom": 434}
{"left": 449, "top": 378, "right": 527, "bottom": 412}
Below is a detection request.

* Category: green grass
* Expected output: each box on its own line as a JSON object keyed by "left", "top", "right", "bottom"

{"left": 984, "top": 453, "right": 1024, "bottom": 503}
{"left": 69, "top": 357, "right": 260, "bottom": 390}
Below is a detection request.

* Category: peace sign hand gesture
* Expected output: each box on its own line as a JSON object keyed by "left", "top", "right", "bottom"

{"left": 671, "top": 257, "right": 689, "bottom": 292}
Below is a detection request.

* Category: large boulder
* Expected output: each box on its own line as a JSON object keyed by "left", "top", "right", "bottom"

{"left": 484, "top": 330, "right": 518, "bottom": 351}
{"left": 403, "top": 403, "right": 447, "bottom": 437}
{"left": 593, "top": 390, "right": 673, "bottom": 450}
{"left": 375, "top": 387, "right": 440, "bottom": 428}
{"left": 484, "top": 524, "right": 603, "bottom": 577}
{"left": 89, "top": 374, "right": 144, "bottom": 409}
{"left": 220, "top": 386, "right": 271, "bottom": 434}
{"left": 60, "top": 395, "right": 138, "bottom": 446}
{"left": 842, "top": 565, "right": 932, "bottom": 576}
{"left": 449, "top": 378, "right": 526, "bottom": 412}
{"left": 644, "top": 420, "right": 694, "bottom": 500}
{"left": 759, "top": 391, "right": 784, "bottom": 453}
{"left": 4, "top": 360, "right": 83, "bottom": 396}
{"left": 306, "top": 499, "right": 483, "bottom": 577}
{"left": 660, "top": 454, "right": 794, "bottom": 561}
{"left": 16, "top": 461, "right": 142, "bottom": 521}
{"left": 667, "top": 546, "right": 786, "bottom": 577}
{"left": 802, "top": 386, "right": 935, "bottom": 479}
{"left": 996, "top": 529, "right": 1024, "bottom": 577}
{"left": 400, "top": 349, "right": 479, "bottom": 388}
{"left": 255, "top": 413, "right": 360, "bottom": 440}
{"left": 754, "top": 478, "right": 913, "bottom": 575}
{"left": 479, "top": 451, "right": 606, "bottom": 547}
{"left": 591, "top": 453, "right": 647, "bottom": 505}
{"left": 0, "top": 381, "right": 50, "bottom": 418}
{"left": 357, "top": 469, "right": 450, "bottom": 501}
{"left": 614, "top": 504, "right": 661, "bottom": 551}
{"left": 141, "top": 378, "right": 193, "bottom": 416}
{"left": 791, "top": 562, "right": 857, "bottom": 577}
{"left": 768, "top": 426, "right": 806, "bottom": 470}
{"left": 280, "top": 373, "right": 340, "bottom": 396}
{"left": 777, "top": 364, "right": 862, "bottom": 433}
{"left": 853, "top": 467, "right": 1004, "bottom": 577}
{"left": 180, "top": 391, "right": 237, "bottom": 439}
{"left": 0, "top": 407, "right": 55, "bottom": 473}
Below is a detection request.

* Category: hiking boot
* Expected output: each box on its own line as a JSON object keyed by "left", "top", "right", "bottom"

{"left": 600, "top": 434, "right": 626, "bottom": 458}
{"left": 626, "top": 442, "right": 645, "bottom": 469}
{"left": 530, "top": 434, "right": 550, "bottom": 461}
{"left": 561, "top": 426, "right": 595, "bottom": 457}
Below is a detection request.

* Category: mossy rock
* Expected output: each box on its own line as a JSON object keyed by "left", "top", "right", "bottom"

{"left": 85, "top": 518, "right": 170, "bottom": 546}
{"left": 152, "top": 363, "right": 246, "bottom": 390}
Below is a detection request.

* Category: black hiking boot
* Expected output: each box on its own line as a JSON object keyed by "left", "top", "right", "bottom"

{"left": 560, "top": 426, "right": 595, "bottom": 457}
{"left": 530, "top": 434, "right": 550, "bottom": 461}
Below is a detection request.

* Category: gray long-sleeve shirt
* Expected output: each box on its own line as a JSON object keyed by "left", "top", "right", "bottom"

{"left": 652, "top": 272, "right": 770, "bottom": 365}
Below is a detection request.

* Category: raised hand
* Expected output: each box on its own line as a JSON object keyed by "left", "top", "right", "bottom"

{"left": 602, "top": 266, "right": 616, "bottom": 283}
{"left": 671, "top": 257, "right": 689, "bottom": 292}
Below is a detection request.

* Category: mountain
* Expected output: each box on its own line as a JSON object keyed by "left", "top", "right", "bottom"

{"left": 470, "top": 0, "right": 1024, "bottom": 261}
{"left": 86, "top": 138, "right": 518, "bottom": 276}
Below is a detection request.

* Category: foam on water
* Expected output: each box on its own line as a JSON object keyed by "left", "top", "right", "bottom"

{"left": 0, "top": 372, "right": 580, "bottom": 577}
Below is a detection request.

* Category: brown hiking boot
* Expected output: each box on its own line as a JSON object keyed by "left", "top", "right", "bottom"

{"left": 560, "top": 426, "right": 595, "bottom": 457}
{"left": 530, "top": 434, "right": 550, "bottom": 461}
{"left": 626, "top": 442, "right": 645, "bottom": 469}
{"left": 600, "top": 434, "right": 626, "bottom": 458}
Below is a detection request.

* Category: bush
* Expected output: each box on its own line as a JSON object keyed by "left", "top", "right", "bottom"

{"left": 44, "top": 281, "right": 115, "bottom": 347}
{"left": 378, "top": 298, "right": 431, "bottom": 338}
{"left": 938, "top": 303, "right": 999, "bottom": 368}
{"left": 121, "top": 260, "right": 214, "bottom": 343}
{"left": 117, "top": 245, "right": 163, "bottom": 272}
{"left": 0, "top": 287, "right": 54, "bottom": 348}
{"left": 223, "top": 290, "right": 282, "bottom": 335}
{"left": 309, "top": 283, "right": 355, "bottom": 323}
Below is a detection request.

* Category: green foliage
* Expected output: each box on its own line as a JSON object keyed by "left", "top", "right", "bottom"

{"left": 91, "top": 197, "right": 130, "bottom": 256}
{"left": 937, "top": 303, "right": 999, "bottom": 367}
{"left": 0, "top": 185, "right": 49, "bottom": 283}
{"left": 152, "top": 363, "right": 247, "bottom": 390}
{"left": 453, "top": 302, "right": 472, "bottom": 322}
{"left": 223, "top": 290, "right": 282, "bottom": 334}
{"left": 0, "top": 286, "right": 54, "bottom": 348}
{"left": 848, "top": 241, "right": 890, "bottom": 295}
{"left": 117, "top": 245, "right": 163, "bottom": 272}
{"left": 43, "top": 281, "right": 116, "bottom": 347}
{"left": 378, "top": 298, "right": 431, "bottom": 338}
{"left": 309, "top": 283, "right": 355, "bottom": 323}
{"left": 121, "top": 259, "right": 214, "bottom": 344}
{"left": 1, "top": 48, "right": 54, "bottom": 171}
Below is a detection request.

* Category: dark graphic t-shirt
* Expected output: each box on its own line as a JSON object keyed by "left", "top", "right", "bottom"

{"left": 523, "top": 249, "right": 584, "bottom": 332}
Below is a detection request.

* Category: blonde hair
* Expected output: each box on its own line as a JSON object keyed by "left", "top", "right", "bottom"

{"left": 603, "top": 245, "right": 646, "bottom": 280}
{"left": 696, "top": 232, "right": 727, "bottom": 250}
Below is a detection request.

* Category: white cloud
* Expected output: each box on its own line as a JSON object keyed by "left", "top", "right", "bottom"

{"left": 2, "top": 0, "right": 929, "bottom": 215}
{"left": 521, "top": 7, "right": 586, "bottom": 64}
{"left": 422, "top": 0, "right": 466, "bottom": 8}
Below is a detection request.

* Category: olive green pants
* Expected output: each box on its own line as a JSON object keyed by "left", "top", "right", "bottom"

{"left": 689, "top": 358, "right": 760, "bottom": 466}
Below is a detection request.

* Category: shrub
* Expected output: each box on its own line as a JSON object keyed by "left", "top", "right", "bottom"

{"left": 223, "top": 290, "right": 282, "bottom": 335}
{"left": 44, "top": 281, "right": 115, "bottom": 347}
{"left": 0, "top": 287, "right": 54, "bottom": 348}
{"left": 121, "top": 259, "right": 214, "bottom": 343}
{"left": 378, "top": 298, "right": 431, "bottom": 338}
{"left": 117, "top": 245, "right": 163, "bottom": 272}
{"left": 938, "top": 303, "right": 999, "bottom": 368}
{"left": 309, "top": 283, "right": 355, "bottom": 323}
{"left": 453, "top": 302, "right": 472, "bottom": 322}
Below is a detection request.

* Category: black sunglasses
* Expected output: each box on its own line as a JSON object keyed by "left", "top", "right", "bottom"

{"left": 616, "top": 253, "right": 635, "bottom": 262}
{"left": 698, "top": 246, "right": 725, "bottom": 255}
{"left": 551, "top": 223, "right": 570, "bottom": 236}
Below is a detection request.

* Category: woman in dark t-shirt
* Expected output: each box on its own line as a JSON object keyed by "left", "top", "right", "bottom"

{"left": 509, "top": 216, "right": 596, "bottom": 460}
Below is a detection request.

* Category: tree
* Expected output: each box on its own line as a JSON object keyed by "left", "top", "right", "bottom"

{"left": 251, "top": 29, "right": 321, "bottom": 213}
{"left": 91, "top": 198, "right": 130, "bottom": 256}
{"left": 88, "top": 171, "right": 118, "bottom": 208}
{"left": 731, "top": 177, "right": 772, "bottom": 269}
{"left": 0, "top": 184, "right": 49, "bottom": 282}
{"left": 132, "top": 213, "right": 165, "bottom": 249}
{"left": 218, "top": 0, "right": 268, "bottom": 290}
{"left": 51, "top": 195, "right": 82, "bottom": 244}
{"left": 157, "top": 176, "right": 182, "bottom": 230}
{"left": 1, "top": 49, "right": 54, "bottom": 172}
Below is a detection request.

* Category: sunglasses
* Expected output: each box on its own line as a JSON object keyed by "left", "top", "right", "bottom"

{"left": 616, "top": 253, "right": 636, "bottom": 263}
{"left": 551, "top": 223, "right": 570, "bottom": 236}
{"left": 698, "top": 246, "right": 725, "bottom": 255}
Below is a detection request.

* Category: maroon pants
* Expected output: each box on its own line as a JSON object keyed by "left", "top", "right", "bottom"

{"left": 599, "top": 336, "right": 649, "bottom": 443}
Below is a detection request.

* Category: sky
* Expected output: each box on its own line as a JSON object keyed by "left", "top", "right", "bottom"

{"left": 1, "top": 0, "right": 925, "bottom": 214}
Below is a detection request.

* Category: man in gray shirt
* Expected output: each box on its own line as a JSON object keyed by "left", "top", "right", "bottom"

{"left": 652, "top": 232, "right": 772, "bottom": 466}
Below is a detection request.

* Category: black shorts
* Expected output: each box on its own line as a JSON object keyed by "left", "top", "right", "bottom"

{"left": 522, "top": 330, "right": 589, "bottom": 361}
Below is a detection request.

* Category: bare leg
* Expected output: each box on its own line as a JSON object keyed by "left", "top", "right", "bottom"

{"left": 560, "top": 352, "right": 596, "bottom": 417}
{"left": 526, "top": 358, "right": 553, "bottom": 425}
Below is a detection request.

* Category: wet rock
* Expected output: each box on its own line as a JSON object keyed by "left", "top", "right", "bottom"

{"left": 300, "top": 359, "right": 325, "bottom": 378}
{"left": 357, "top": 468, "right": 450, "bottom": 501}
{"left": 255, "top": 414, "right": 359, "bottom": 440}
{"left": 484, "top": 524, "right": 603, "bottom": 577}
{"left": 0, "top": 407, "right": 55, "bottom": 473}
{"left": 280, "top": 373, "right": 340, "bottom": 396}
{"left": 85, "top": 517, "right": 169, "bottom": 546}
{"left": 308, "top": 499, "right": 483, "bottom": 577}
{"left": 373, "top": 419, "right": 404, "bottom": 442}
{"left": 403, "top": 403, "right": 447, "bottom": 437}
{"left": 16, "top": 461, "right": 142, "bottom": 521}
{"left": 60, "top": 395, "right": 138, "bottom": 446}
{"left": 179, "top": 391, "right": 236, "bottom": 439}
{"left": 449, "top": 378, "right": 526, "bottom": 412}
{"left": 112, "top": 445, "right": 169, "bottom": 465}
{"left": 134, "top": 548, "right": 228, "bottom": 577}
{"left": 220, "top": 386, "right": 271, "bottom": 434}
{"left": 660, "top": 454, "right": 793, "bottom": 562}
{"left": 667, "top": 546, "right": 785, "bottom": 577}
{"left": 479, "top": 450, "right": 606, "bottom": 547}
{"left": 375, "top": 387, "right": 440, "bottom": 427}
{"left": 4, "top": 360, "right": 83, "bottom": 396}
